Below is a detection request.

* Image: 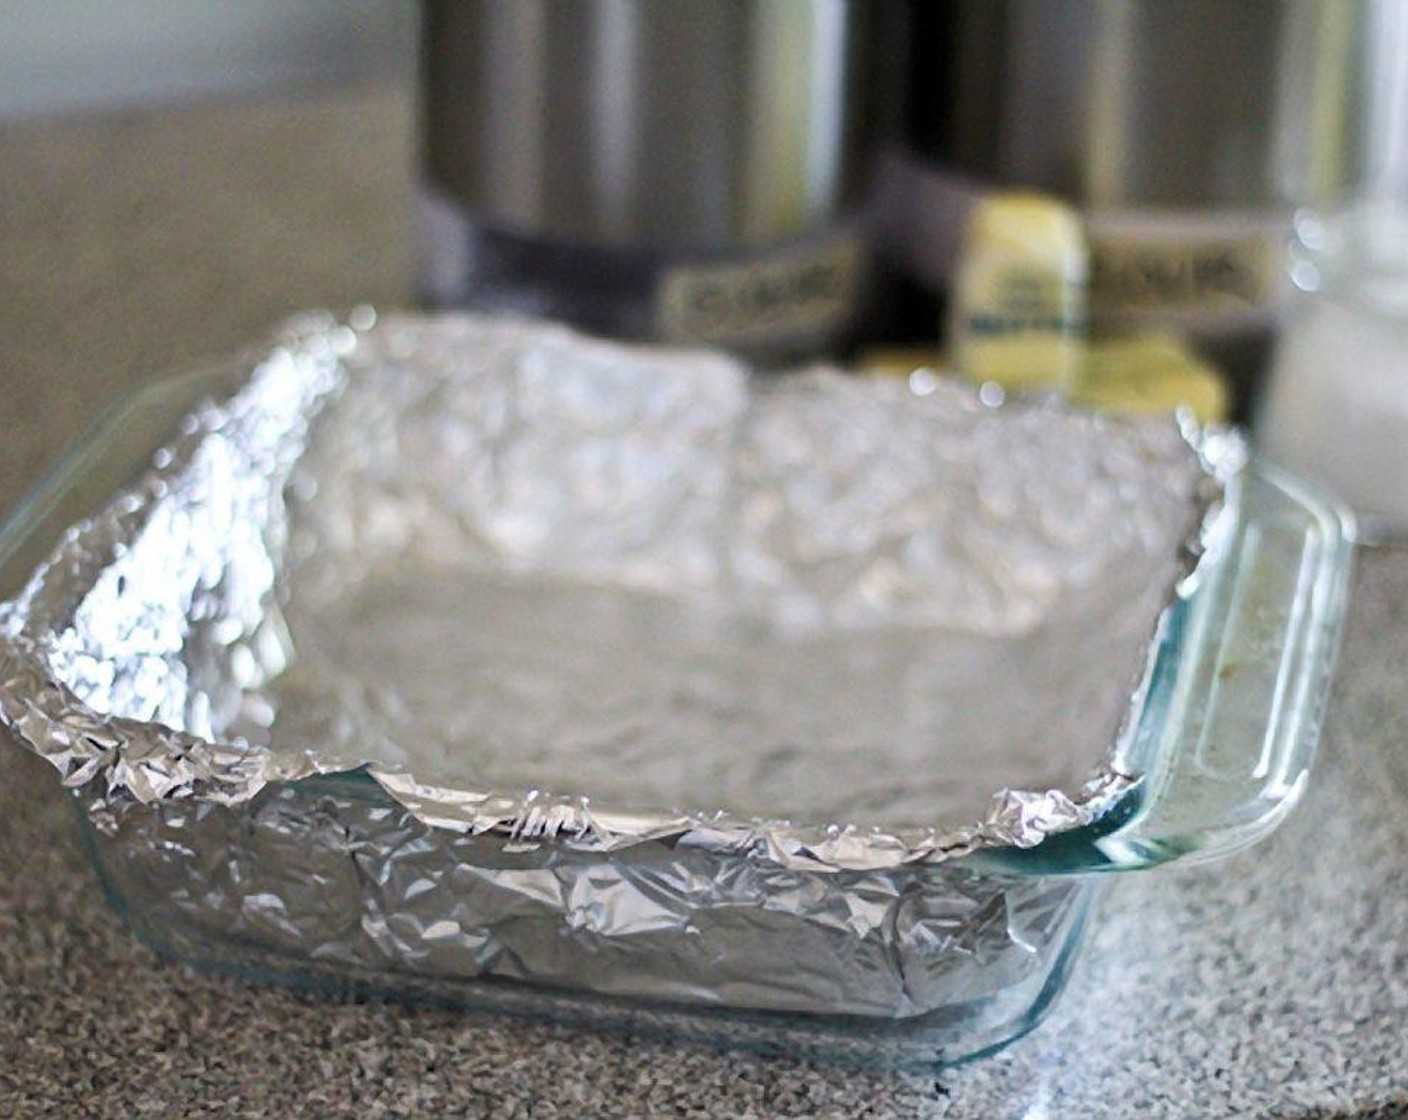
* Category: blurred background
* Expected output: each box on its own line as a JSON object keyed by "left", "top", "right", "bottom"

{"left": 4, "top": 0, "right": 1405, "bottom": 414}
{"left": 7, "top": 1, "right": 1405, "bottom": 500}
{"left": 0, "top": 2, "right": 416, "bottom": 118}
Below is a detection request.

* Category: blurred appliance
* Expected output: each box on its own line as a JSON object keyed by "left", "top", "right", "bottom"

{"left": 419, "top": 0, "right": 902, "bottom": 361}
{"left": 883, "top": 0, "right": 1393, "bottom": 412}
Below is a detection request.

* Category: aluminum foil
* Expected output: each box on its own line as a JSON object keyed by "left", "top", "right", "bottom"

{"left": 0, "top": 312, "right": 1238, "bottom": 1018}
{"left": 86, "top": 778, "right": 1095, "bottom": 1020}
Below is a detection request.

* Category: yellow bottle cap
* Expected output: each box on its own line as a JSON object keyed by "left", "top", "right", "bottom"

{"left": 965, "top": 193, "right": 1088, "bottom": 268}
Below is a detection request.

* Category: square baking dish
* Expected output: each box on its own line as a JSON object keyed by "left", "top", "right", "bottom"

{"left": 0, "top": 314, "right": 1351, "bottom": 1068}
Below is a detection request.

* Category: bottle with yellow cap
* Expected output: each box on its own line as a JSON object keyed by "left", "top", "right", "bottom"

{"left": 949, "top": 192, "right": 1088, "bottom": 392}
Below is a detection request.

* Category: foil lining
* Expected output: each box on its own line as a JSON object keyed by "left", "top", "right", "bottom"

{"left": 90, "top": 781, "right": 1095, "bottom": 1019}
{"left": 0, "top": 312, "right": 1239, "bottom": 1018}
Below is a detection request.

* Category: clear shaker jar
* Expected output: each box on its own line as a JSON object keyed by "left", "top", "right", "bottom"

{"left": 1258, "top": 204, "right": 1408, "bottom": 536}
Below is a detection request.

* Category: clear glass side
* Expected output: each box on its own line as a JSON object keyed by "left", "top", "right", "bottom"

{"left": 979, "top": 463, "right": 1354, "bottom": 875}
{"left": 77, "top": 787, "right": 1099, "bottom": 1070}
{"left": 0, "top": 363, "right": 248, "bottom": 601}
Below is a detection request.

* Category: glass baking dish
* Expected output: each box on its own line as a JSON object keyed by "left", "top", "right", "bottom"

{"left": 0, "top": 317, "right": 1351, "bottom": 1068}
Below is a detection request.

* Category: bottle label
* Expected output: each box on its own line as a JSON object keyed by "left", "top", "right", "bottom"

{"left": 657, "top": 236, "right": 862, "bottom": 350}
{"left": 962, "top": 269, "right": 1087, "bottom": 338}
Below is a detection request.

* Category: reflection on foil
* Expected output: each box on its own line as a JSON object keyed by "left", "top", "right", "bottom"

{"left": 0, "top": 312, "right": 1239, "bottom": 1018}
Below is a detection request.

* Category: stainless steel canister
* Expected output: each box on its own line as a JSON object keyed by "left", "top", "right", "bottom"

{"left": 419, "top": 0, "right": 897, "bottom": 360}
{"left": 888, "top": 0, "right": 1396, "bottom": 407}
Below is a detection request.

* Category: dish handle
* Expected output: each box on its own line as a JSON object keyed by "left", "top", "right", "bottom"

{"left": 982, "top": 464, "right": 1354, "bottom": 875}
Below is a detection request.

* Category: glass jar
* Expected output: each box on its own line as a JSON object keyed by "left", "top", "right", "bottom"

{"left": 1258, "top": 204, "right": 1408, "bottom": 536}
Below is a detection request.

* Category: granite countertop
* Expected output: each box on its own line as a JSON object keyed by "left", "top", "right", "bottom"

{"left": 3, "top": 84, "right": 1408, "bottom": 1120}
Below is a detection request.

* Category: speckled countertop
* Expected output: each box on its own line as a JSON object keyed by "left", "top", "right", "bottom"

{"left": 2, "top": 84, "right": 1408, "bottom": 1120}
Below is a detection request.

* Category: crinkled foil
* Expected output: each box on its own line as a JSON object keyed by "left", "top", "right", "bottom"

{"left": 0, "top": 312, "right": 1239, "bottom": 1018}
